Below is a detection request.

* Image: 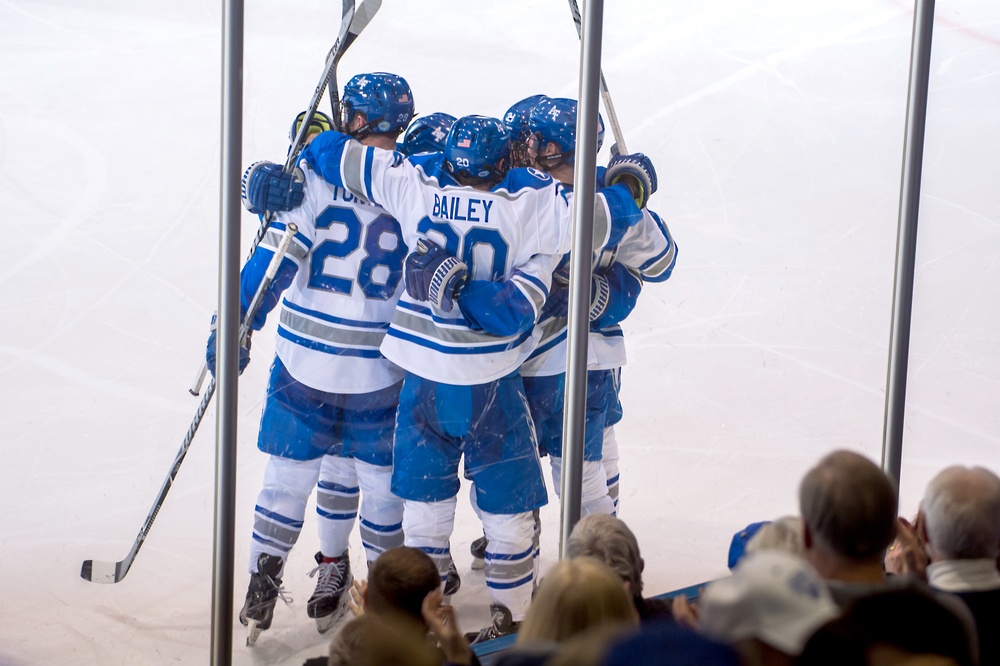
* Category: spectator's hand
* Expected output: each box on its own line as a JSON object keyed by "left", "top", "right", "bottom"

{"left": 671, "top": 593, "right": 701, "bottom": 630}
{"left": 884, "top": 516, "right": 928, "bottom": 581}
{"left": 348, "top": 579, "right": 367, "bottom": 618}
{"left": 422, "top": 588, "right": 473, "bottom": 665}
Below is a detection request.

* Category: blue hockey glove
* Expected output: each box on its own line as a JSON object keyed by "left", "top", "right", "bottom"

{"left": 589, "top": 273, "right": 611, "bottom": 322}
{"left": 404, "top": 239, "right": 468, "bottom": 312}
{"left": 605, "top": 152, "right": 657, "bottom": 209}
{"left": 541, "top": 265, "right": 571, "bottom": 319}
{"left": 205, "top": 312, "right": 251, "bottom": 379}
{"left": 240, "top": 161, "right": 305, "bottom": 215}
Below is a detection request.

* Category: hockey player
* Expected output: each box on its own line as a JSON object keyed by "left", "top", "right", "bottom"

{"left": 468, "top": 95, "right": 665, "bottom": 567}
{"left": 522, "top": 97, "right": 676, "bottom": 517}
{"left": 275, "top": 113, "right": 649, "bottom": 642}
{"left": 206, "top": 73, "right": 418, "bottom": 645}
{"left": 397, "top": 112, "right": 455, "bottom": 156}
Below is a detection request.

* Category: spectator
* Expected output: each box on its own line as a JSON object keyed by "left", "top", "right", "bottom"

{"left": 883, "top": 514, "right": 930, "bottom": 581}
{"left": 798, "top": 450, "right": 898, "bottom": 607}
{"left": 565, "top": 514, "right": 672, "bottom": 621}
{"left": 698, "top": 550, "right": 838, "bottom": 665}
{"left": 797, "top": 451, "right": 980, "bottom": 660}
{"left": 919, "top": 465, "right": 1000, "bottom": 665}
{"left": 363, "top": 546, "right": 441, "bottom": 627}
{"left": 601, "top": 620, "right": 741, "bottom": 666}
{"left": 798, "top": 585, "right": 976, "bottom": 666}
{"left": 332, "top": 546, "right": 481, "bottom": 665}
{"left": 497, "top": 557, "right": 638, "bottom": 665}
{"left": 327, "top": 613, "right": 439, "bottom": 666}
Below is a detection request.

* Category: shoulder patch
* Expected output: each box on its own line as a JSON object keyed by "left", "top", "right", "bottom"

{"left": 500, "top": 167, "right": 554, "bottom": 193}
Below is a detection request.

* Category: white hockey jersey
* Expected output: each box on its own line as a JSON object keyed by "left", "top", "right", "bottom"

{"left": 522, "top": 206, "right": 677, "bottom": 376}
{"left": 262, "top": 167, "right": 406, "bottom": 393}
{"left": 299, "top": 131, "right": 646, "bottom": 385}
{"left": 590, "top": 208, "right": 677, "bottom": 369}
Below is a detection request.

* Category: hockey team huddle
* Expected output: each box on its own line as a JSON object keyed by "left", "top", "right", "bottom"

{"left": 206, "top": 71, "right": 677, "bottom": 646}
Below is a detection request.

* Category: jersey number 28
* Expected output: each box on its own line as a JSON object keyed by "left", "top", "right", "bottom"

{"left": 308, "top": 205, "right": 406, "bottom": 300}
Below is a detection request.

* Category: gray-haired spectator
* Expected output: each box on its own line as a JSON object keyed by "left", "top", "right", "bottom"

{"left": 699, "top": 550, "right": 838, "bottom": 666}
{"left": 798, "top": 449, "right": 898, "bottom": 607}
{"left": 920, "top": 465, "right": 1000, "bottom": 665}
{"left": 565, "top": 514, "right": 672, "bottom": 621}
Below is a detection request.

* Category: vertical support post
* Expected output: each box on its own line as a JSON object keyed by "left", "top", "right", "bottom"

{"left": 882, "top": 0, "right": 936, "bottom": 490}
{"left": 212, "top": 0, "right": 243, "bottom": 662}
{"left": 560, "top": 0, "right": 605, "bottom": 559}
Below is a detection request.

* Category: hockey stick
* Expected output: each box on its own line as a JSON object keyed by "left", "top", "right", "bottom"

{"left": 566, "top": 0, "right": 628, "bottom": 154}
{"left": 189, "top": 0, "right": 383, "bottom": 396}
{"left": 82, "top": 224, "right": 300, "bottom": 584}
{"left": 330, "top": 0, "right": 383, "bottom": 127}
{"left": 188, "top": 0, "right": 369, "bottom": 397}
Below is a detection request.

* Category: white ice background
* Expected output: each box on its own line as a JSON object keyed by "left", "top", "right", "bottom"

{"left": 2, "top": 0, "right": 999, "bottom": 663}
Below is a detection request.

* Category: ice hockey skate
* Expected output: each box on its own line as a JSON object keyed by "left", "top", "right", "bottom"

{"left": 444, "top": 555, "right": 461, "bottom": 596}
{"left": 470, "top": 535, "right": 488, "bottom": 570}
{"left": 240, "top": 553, "right": 286, "bottom": 647}
{"left": 465, "top": 603, "right": 519, "bottom": 644}
{"left": 306, "top": 550, "right": 353, "bottom": 634}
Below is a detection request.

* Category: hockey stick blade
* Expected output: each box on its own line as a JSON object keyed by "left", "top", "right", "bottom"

{"left": 329, "top": 0, "right": 382, "bottom": 127}
{"left": 344, "top": 0, "right": 381, "bottom": 53}
{"left": 81, "top": 555, "right": 129, "bottom": 584}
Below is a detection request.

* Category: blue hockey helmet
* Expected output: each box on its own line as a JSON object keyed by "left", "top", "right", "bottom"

{"left": 528, "top": 97, "right": 605, "bottom": 168}
{"left": 288, "top": 109, "right": 334, "bottom": 145}
{"left": 503, "top": 94, "right": 548, "bottom": 140}
{"left": 401, "top": 112, "right": 457, "bottom": 155}
{"left": 443, "top": 115, "right": 511, "bottom": 182}
{"left": 341, "top": 72, "right": 415, "bottom": 139}
{"left": 504, "top": 94, "right": 548, "bottom": 168}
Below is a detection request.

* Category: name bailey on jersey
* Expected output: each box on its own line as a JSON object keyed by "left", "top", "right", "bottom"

{"left": 432, "top": 193, "right": 494, "bottom": 223}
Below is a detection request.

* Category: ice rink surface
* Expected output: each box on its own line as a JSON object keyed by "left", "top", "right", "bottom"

{"left": 1, "top": 0, "right": 998, "bottom": 663}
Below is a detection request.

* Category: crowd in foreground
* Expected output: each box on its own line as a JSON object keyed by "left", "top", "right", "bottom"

{"left": 302, "top": 450, "right": 1000, "bottom": 666}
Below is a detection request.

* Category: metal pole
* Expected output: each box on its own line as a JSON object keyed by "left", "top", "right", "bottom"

{"left": 882, "top": 0, "right": 936, "bottom": 490}
{"left": 560, "top": 0, "right": 605, "bottom": 559}
{"left": 212, "top": 0, "right": 243, "bottom": 662}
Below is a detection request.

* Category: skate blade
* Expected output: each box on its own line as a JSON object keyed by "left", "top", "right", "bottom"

{"left": 471, "top": 556, "right": 485, "bottom": 571}
{"left": 315, "top": 602, "right": 350, "bottom": 635}
{"left": 246, "top": 620, "right": 263, "bottom": 647}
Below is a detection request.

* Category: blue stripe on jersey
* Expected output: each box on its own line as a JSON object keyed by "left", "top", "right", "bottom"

{"left": 529, "top": 330, "right": 567, "bottom": 358}
{"left": 593, "top": 328, "right": 624, "bottom": 339}
{"left": 513, "top": 270, "right": 549, "bottom": 297}
{"left": 282, "top": 299, "right": 390, "bottom": 329}
{"left": 640, "top": 244, "right": 673, "bottom": 275}
{"left": 386, "top": 325, "right": 535, "bottom": 355}
{"left": 277, "top": 328, "right": 384, "bottom": 358}
{"left": 397, "top": 300, "right": 474, "bottom": 326}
